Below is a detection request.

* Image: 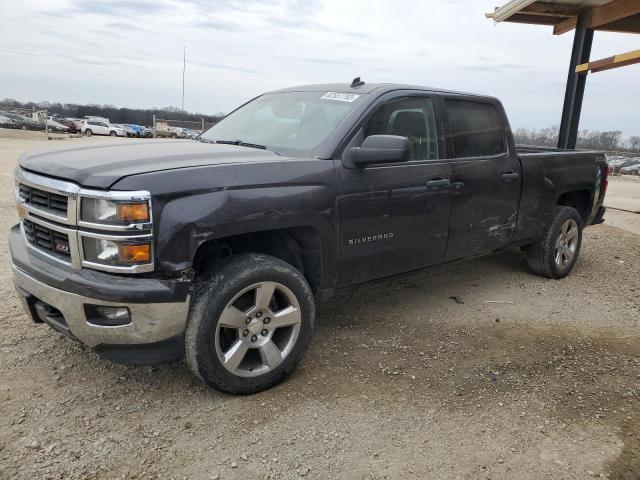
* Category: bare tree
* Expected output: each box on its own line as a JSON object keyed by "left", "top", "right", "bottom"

{"left": 628, "top": 136, "right": 640, "bottom": 152}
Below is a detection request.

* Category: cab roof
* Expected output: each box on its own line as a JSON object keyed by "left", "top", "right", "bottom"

{"left": 270, "top": 82, "right": 496, "bottom": 100}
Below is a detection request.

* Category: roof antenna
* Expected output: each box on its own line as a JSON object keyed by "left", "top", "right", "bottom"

{"left": 351, "top": 76, "right": 365, "bottom": 88}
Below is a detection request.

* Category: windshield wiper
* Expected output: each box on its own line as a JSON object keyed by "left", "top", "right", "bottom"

{"left": 215, "top": 139, "right": 267, "bottom": 150}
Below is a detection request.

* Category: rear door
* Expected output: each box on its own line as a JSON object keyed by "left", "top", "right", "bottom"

{"left": 336, "top": 94, "right": 453, "bottom": 286}
{"left": 443, "top": 98, "right": 522, "bottom": 260}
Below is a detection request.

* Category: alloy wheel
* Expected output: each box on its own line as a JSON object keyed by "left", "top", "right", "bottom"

{"left": 555, "top": 219, "right": 579, "bottom": 267}
{"left": 214, "top": 281, "right": 302, "bottom": 377}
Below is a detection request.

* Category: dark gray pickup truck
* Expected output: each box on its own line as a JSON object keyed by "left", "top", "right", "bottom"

{"left": 10, "top": 81, "right": 608, "bottom": 394}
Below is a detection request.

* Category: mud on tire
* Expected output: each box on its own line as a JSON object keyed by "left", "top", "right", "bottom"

{"left": 526, "top": 206, "right": 583, "bottom": 279}
{"left": 184, "top": 253, "right": 315, "bottom": 394}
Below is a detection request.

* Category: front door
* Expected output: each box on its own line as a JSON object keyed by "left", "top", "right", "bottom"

{"left": 443, "top": 98, "right": 522, "bottom": 261}
{"left": 336, "top": 95, "right": 453, "bottom": 287}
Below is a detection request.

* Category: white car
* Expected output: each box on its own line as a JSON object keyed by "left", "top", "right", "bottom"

{"left": 82, "top": 120, "right": 126, "bottom": 137}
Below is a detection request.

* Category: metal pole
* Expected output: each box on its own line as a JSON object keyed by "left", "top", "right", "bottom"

{"left": 181, "top": 46, "right": 185, "bottom": 131}
{"left": 152, "top": 114, "right": 156, "bottom": 138}
{"left": 567, "top": 29, "right": 593, "bottom": 149}
{"left": 557, "top": 12, "right": 593, "bottom": 149}
{"left": 202, "top": 118, "right": 204, "bottom": 133}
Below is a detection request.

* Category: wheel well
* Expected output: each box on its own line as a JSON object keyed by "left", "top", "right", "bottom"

{"left": 557, "top": 190, "right": 591, "bottom": 223}
{"left": 193, "top": 227, "right": 323, "bottom": 294}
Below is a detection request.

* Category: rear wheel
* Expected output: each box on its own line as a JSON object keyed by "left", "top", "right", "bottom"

{"left": 526, "top": 206, "right": 583, "bottom": 279}
{"left": 85, "top": 129, "right": 92, "bottom": 136}
{"left": 110, "top": 131, "right": 117, "bottom": 137}
{"left": 185, "top": 253, "right": 315, "bottom": 394}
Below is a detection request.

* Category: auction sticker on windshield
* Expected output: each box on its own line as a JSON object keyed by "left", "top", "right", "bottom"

{"left": 321, "top": 92, "right": 360, "bottom": 102}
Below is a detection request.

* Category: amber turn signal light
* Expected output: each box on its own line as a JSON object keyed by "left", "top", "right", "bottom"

{"left": 116, "top": 202, "right": 149, "bottom": 222}
{"left": 118, "top": 243, "right": 151, "bottom": 263}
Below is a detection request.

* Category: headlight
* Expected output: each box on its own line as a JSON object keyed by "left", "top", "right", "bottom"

{"left": 82, "top": 236, "right": 152, "bottom": 268}
{"left": 80, "top": 197, "right": 150, "bottom": 226}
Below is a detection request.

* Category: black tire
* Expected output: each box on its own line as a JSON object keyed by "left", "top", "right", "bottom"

{"left": 171, "top": 133, "right": 178, "bottom": 139}
{"left": 110, "top": 131, "right": 117, "bottom": 137}
{"left": 85, "top": 129, "right": 92, "bottom": 136}
{"left": 526, "top": 206, "right": 583, "bottom": 279}
{"left": 185, "top": 253, "right": 315, "bottom": 394}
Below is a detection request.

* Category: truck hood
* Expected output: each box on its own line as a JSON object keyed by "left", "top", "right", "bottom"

{"left": 19, "top": 139, "right": 284, "bottom": 189}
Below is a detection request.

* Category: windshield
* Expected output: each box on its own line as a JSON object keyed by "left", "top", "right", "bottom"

{"left": 200, "top": 91, "right": 365, "bottom": 157}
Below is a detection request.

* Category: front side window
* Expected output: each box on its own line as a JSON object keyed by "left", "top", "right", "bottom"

{"left": 445, "top": 100, "right": 506, "bottom": 158}
{"left": 363, "top": 97, "right": 438, "bottom": 161}
{"left": 200, "top": 91, "right": 365, "bottom": 157}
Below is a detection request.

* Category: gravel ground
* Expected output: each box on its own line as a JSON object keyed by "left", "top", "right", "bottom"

{"left": 1, "top": 133, "right": 639, "bottom": 480}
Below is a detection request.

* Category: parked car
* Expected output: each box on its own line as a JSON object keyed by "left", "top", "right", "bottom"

{"left": 114, "top": 124, "right": 138, "bottom": 137}
{"left": 140, "top": 126, "right": 154, "bottom": 137}
{"left": 82, "top": 120, "right": 126, "bottom": 137}
{"left": 606, "top": 155, "right": 640, "bottom": 173}
{"left": 0, "top": 111, "right": 42, "bottom": 130}
{"left": 124, "top": 124, "right": 145, "bottom": 137}
{"left": 68, "top": 119, "right": 85, "bottom": 132}
{"left": 155, "top": 125, "right": 189, "bottom": 138}
{"left": 0, "top": 114, "right": 17, "bottom": 128}
{"left": 10, "top": 81, "right": 608, "bottom": 395}
{"left": 182, "top": 128, "right": 200, "bottom": 139}
{"left": 46, "top": 117, "right": 70, "bottom": 133}
{"left": 52, "top": 117, "right": 80, "bottom": 133}
{"left": 620, "top": 163, "right": 640, "bottom": 175}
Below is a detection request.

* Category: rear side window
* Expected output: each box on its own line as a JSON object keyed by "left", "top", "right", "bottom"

{"left": 445, "top": 100, "right": 505, "bottom": 158}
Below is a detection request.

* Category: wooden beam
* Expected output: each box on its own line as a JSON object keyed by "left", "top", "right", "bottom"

{"left": 576, "top": 49, "right": 640, "bottom": 73}
{"left": 521, "top": 3, "right": 582, "bottom": 17}
{"left": 509, "top": 12, "right": 566, "bottom": 25}
{"left": 554, "top": 0, "right": 640, "bottom": 35}
{"left": 590, "top": 0, "right": 640, "bottom": 29}
{"left": 597, "top": 14, "right": 640, "bottom": 34}
{"left": 554, "top": 16, "right": 578, "bottom": 35}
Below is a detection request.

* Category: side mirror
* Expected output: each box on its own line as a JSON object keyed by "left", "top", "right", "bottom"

{"left": 347, "top": 135, "right": 411, "bottom": 166}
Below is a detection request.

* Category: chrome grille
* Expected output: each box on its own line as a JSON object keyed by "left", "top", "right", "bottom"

{"left": 18, "top": 183, "right": 69, "bottom": 215}
{"left": 15, "top": 168, "right": 154, "bottom": 273}
{"left": 22, "top": 219, "right": 72, "bottom": 260}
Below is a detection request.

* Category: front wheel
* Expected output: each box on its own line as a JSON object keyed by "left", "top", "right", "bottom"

{"left": 526, "top": 206, "right": 583, "bottom": 279}
{"left": 185, "top": 253, "right": 315, "bottom": 394}
{"left": 110, "top": 131, "right": 117, "bottom": 137}
{"left": 85, "top": 129, "right": 92, "bottom": 136}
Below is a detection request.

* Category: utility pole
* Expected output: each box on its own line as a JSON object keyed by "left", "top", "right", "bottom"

{"left": 181, "top": 46, "right": 186, "bottom": 131}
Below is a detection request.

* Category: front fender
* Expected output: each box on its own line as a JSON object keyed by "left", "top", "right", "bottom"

{"left": 111, "top": 159, "right": 340, "bottom": 285}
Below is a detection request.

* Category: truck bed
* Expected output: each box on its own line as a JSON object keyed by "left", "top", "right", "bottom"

{"left": 511, "top": 145, "right": 607, "bottom": 246}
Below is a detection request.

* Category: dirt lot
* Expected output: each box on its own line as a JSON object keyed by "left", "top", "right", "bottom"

{"left": 1, "top": 133, "right": 639, "bottom": 480}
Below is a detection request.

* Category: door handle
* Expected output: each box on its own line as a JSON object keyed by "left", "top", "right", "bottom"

{"left": 426, "top": 179, "right": 452, "bottom": 188}
{"left": 501, "top": 172, "right": 520, "bottom": 181}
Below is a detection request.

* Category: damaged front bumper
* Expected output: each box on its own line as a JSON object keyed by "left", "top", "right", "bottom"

{"left": 9, "top": 224, "right": 191, "bottom": 364}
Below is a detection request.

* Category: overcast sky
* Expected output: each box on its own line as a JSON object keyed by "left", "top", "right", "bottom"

{"left": 1, "top": 0, "right": 639, "bottom": 135}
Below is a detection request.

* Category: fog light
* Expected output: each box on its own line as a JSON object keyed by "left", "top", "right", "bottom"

{"left": 85, "top": 305, "right": 131, "bottom": 326}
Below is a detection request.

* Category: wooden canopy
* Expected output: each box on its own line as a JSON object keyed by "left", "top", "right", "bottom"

{"left": 486, "top": 0, "right": 640, "bottom": 149}
{"left": 486, "top": 0, "right": 640, "bottom": 35}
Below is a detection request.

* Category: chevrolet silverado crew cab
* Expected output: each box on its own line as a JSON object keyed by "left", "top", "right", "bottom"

{"left": 10, "top": 81, "right": 608, "bottom": 394}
